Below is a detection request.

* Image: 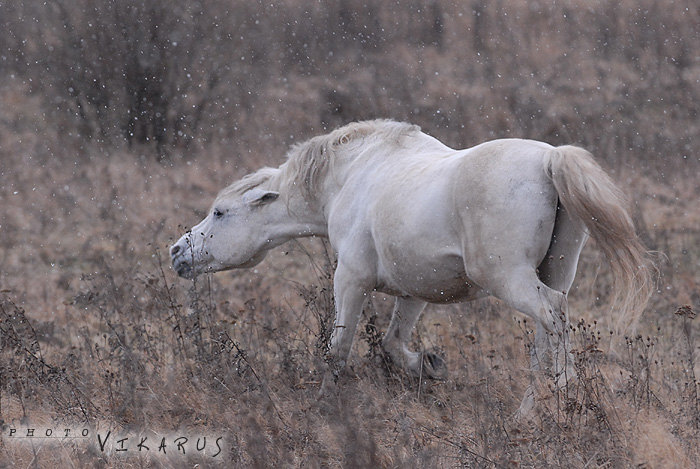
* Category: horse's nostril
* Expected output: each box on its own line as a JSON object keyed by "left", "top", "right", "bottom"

{"left": 171, "top": 245, "right": 181, "bottom": 257}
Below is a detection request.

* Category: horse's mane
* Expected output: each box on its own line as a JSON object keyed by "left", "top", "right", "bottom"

{"left": 216, "top": 119, "right": 420, "bottom": 204}
{"left": 282, "top": 119, "right": 420, "bottom": 200}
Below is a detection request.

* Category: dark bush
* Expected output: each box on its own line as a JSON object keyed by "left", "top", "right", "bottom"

{"left": 1, "top": 1, "right": 269, "bottom": 154}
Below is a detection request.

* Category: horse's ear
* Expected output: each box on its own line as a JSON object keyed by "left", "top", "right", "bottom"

{"left": 243, "top": 188, "right": 280, "bottom": 206}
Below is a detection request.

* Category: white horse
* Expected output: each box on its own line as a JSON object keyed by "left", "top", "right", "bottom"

{"left": 170, "top": 120, "right": 651, "bottom": 414}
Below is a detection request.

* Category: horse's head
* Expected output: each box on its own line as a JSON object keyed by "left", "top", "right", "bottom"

{"left": 170, "top": 187, "right": 281, "bottom": 279}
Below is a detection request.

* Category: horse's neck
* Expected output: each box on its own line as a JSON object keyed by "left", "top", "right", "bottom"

{"left": 283, "top": 191, "right": 329, "bottom": 238}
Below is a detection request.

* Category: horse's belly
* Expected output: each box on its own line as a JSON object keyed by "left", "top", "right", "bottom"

{"left": 408, "top": 275, "right": 486, "bottom": 303}
{"left": 375, "top": 256, "right": 486, "bottom": 304}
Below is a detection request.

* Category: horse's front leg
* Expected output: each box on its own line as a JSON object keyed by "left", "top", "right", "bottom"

{"left": 319, "top": 263, "right": 369, "bottom": 395}
{"left": 382, "top": 297, "right": 447, "bottom": 379}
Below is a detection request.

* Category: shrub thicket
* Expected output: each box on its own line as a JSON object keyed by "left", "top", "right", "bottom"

{"left": 1, "top": 0, "right": 696, "bottom": 167}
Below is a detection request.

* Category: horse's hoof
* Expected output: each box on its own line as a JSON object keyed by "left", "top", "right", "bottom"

{"left": 422, "top": 351, "right": 448, "bottom": 380}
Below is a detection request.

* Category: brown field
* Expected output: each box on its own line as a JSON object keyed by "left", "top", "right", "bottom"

{"left": 1, "top": 1, "right": 698, "bottom": 467}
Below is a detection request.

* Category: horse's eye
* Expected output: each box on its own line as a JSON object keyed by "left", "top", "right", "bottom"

{"left": 213, "top": 209, "right": 224, "bottom": 219}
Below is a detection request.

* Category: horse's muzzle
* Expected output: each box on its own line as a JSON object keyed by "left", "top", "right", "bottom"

{"left": 172, "top": 258, "right": 194, "bottom": 278}
{"left": 170, "top": 242, "right": 194, "bottom": 278}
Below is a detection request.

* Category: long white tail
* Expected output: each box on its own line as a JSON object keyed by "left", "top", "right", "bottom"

{"left": 547, "top": 145, "right": 653, "bottom": 331}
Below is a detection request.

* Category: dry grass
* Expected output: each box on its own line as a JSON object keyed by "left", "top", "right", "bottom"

{"left": 1, "top": 1, "right": 699, "bottom": 467}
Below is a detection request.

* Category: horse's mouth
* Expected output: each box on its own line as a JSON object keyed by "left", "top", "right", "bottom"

{"left": 171, "top": 249, "right": 268, "bottom": 279}
{"left": 173, "top": 258, "right": 195, "bottom": 279}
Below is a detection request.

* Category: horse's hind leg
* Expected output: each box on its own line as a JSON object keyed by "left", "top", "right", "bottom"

{"left": 530, "top": 205, "right": 587, "bottom": 384}
{"left": 382, "top": 297, "right": 446, "bottom": 379}
{"left": 537, "top": 204, "right": 588, "bottom": 295}
{"left": 473, "top": 265, "right": 574, "bottom": 417}
{"left": 500, "top": 207, "right": 587, "bottom": 417}
{"left": 493, "top": 269, "right": 573, "bottom": 378}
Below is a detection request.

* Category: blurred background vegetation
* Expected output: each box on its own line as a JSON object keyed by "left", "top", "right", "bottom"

{"left": 1, "top": 0, "right": 696, "bottom": 168}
